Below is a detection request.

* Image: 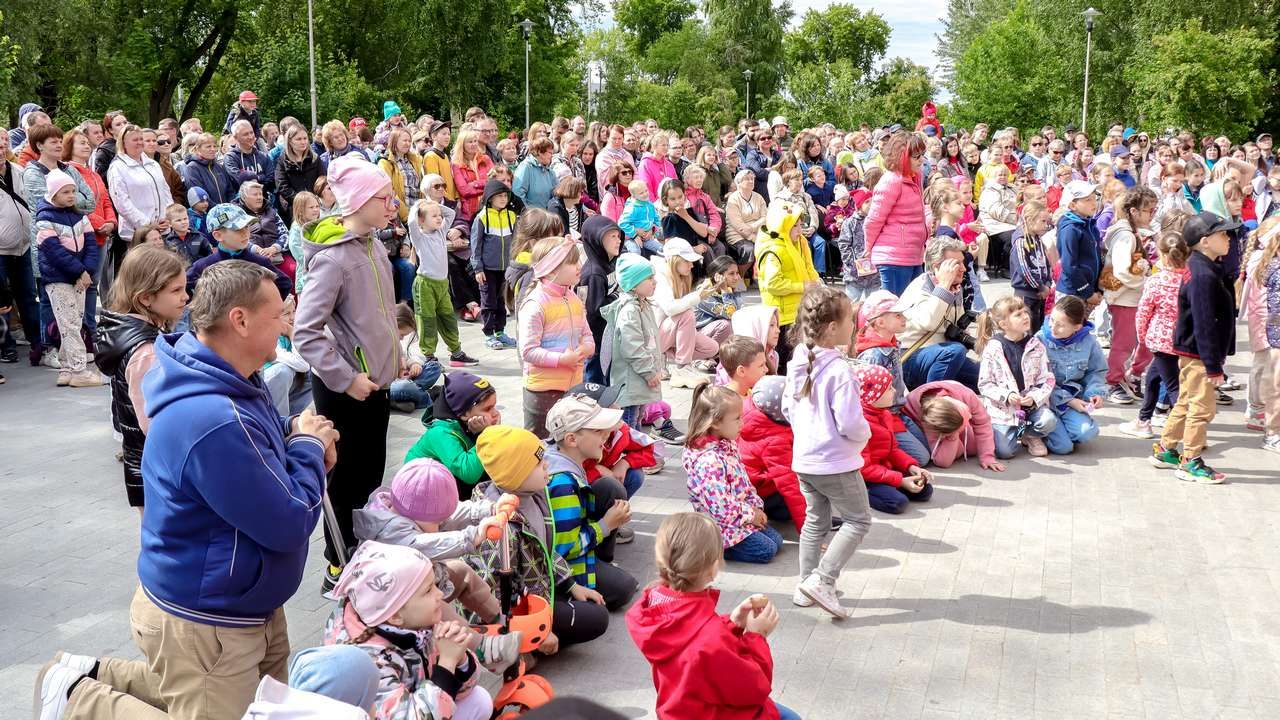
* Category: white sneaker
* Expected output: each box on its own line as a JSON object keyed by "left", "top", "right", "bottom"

{"left": 1118, "top": 419, "right": 1155, "bottom": 439}
{"left": 54, "top": 652, "right": 97, "bottom": 675}
{"left": 1264, "top": 435, "right": 1280, "bottom": 455}
{"left": 39, "top": 350, "right": 61, "bottom": 369}
{"left": 792, "top": 586, "right": 815, "bottom": 607}
{"left": 34, "top": 660, "right": 84, "bottom": 720}
{"left": 1151, "top": 412, "right": 1168, "bottom": 429}
{"left": 668, "top": 365, "right": 708, "bottom": 389}
{"left": 798, "top": 573, "right": 847, "bottom": 618}
{"left": 977, "top": 269, "right": 990, "bottom": 282}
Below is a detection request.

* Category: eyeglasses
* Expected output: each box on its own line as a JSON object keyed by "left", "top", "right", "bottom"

{"left": 373, "top": 194, "right": 400, "bottom": 210}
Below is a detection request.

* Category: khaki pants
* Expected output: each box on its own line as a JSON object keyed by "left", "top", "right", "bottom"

{"left": 445, "top": 559, "right": 500, "bottom": 622}
{"left": 1159, "top": 357, "right": 1217, "bottom": 458}
{"left": 65, "top": 588, "right": 289, "bottom": 720}
{"left": 1261, "top": 348, "right": 1280, "bottom": 435}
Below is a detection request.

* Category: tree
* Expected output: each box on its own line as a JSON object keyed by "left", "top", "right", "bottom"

{"left": 1128, "top": 20, "right": 1274, "bottom": 138}
{"left": 613, "top": 0, "right": 696, "bottom": 56}
{"left": 704, "top": 0, "right": 792, "bottom": 115}
{"left": 873, "top": 59, "right": 936, "bottom": 128}
{"left": 784, "top": 4, "right": 890, "bottom": 79}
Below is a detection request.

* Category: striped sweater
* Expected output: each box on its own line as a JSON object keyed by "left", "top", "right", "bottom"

{"left": 544, "top": 447, "right": 607, "bottom": 588}
{"left": 517, "top": 280, "right": 595, "bottom": 392}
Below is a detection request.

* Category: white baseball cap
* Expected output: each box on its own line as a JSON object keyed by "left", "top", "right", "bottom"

{"left": 661, "top": 237, "right": 703, "bottom": 262}
{"left": 1062, "top": 180, "right": 1099, "bottom": 202}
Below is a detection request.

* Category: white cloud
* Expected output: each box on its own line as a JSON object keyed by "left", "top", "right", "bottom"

{"left": 788, "top": 0, "right": 948, "bottom": 76}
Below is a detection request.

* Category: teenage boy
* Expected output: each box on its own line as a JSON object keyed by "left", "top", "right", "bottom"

{"left": 1149, "top": 212, "right": 1240, "bottom": 484}
{"left": 1055, "top": 180, "right": 1102, "bottom": 306}
{"left": 188, "top": 203, "right": 291, "bottom": 300}
{"left": 404, "top": 371, "right": 501, "bottom": 498}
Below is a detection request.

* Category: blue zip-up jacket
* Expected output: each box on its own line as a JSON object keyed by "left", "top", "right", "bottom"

{"left": 1037, "top": 322, "right": 1107, "bottom": 411}
{"left": 138, "top": 332, "right": 326, "bottom": 627}
{"left": 181, "top": 156, "right": 240, "bottom": 206}
{"left": 188, "top": 246, "right": 292, "bottom": 300}
{"left": 468, "top": 180, "right": 518, "bottom": 273}
{"left": 1054, "top": 211, "right": 1101, "bottom": 298}
{"left": 512, "top": 155, "right": 556, "bottom": 210}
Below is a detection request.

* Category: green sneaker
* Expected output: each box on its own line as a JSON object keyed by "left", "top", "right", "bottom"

{"left": 1148, "top": 443, "right": 1181, "bottom": 469}
{"left": 1174, "top": 456, "right": 1225, "bottom": 484}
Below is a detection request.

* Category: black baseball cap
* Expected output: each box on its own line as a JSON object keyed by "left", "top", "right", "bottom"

{"left": 568, "top": 381, "right": 622, "bottom": 408}
{"left": 1182, "top": 211, "right": 1241, "bottom": 247}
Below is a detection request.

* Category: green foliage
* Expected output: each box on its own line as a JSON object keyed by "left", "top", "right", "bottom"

{"left": 704, "top": 0, "right": 793, "bottom": 111}
{"left": 1128, "top": 20, "right": 1274, "bottom": 138}
{"left": 784, "top": 4, "right": 890, "bottom": 79}
{"left": 874, "top": 59, "right": 936, "bottom": 128}
{"left": 613, "top": 0, "right": 696, "bottom": 56}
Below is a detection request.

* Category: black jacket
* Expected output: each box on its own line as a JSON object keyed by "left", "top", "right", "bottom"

{"left": 274, "top": 152, "right": 322, "bottom": 219}
{"left": 578, "top": 214, "right": 620, "bottom": 349}
{"left": 95, "top": 311, "right": 161, "bottom": 506}
{"left": 1172, "top": 251, "right": 1236, "bottom": 376}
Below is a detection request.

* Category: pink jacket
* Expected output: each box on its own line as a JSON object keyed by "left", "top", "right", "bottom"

{"left": 1135, "top": 267, "right": 1187, "bottom": 355}
{"left": 1242, "top": 250, "right": 1272, "bottom": 351}
{"left": 517, "top": 280, "right": 595, "bottom": 392}
{"left": 685, "top": 186, "right": 723, "bottom": 239}
{"left": 863, "top": 171, "right": 928, "bottom": 267}
{"left": 637, "top": 154, "right": 676, "bottom": 201}
{"left": 904, "top": 380, "right": 996, "bottom": 467}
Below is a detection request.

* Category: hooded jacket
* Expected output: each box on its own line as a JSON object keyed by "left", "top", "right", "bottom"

{"left": 404, "top": 386, "right": 487, "bottom": 498}
{"left": 1135, "top": 266, "right": 1188, "bottom": 355}
{"left": 602, "top": 289, "right": 665, "bottom": 408}
{"left": 579, "top": 214, "right": 620, "bottom": 348}
{"left": 35, "top": 201, "right": 99, "bottom": 284}
{"left": 1172, "top": 251, "right": 1236, "bottom": 377}
{"left": 187, "top": 245, "right": 292, "bottom": 300}
{"left": 473, "top": 481, "right": 581, "bottom": 610}
{"left": 782, "top": 345, "right": 871, "bottom": 474}
{"left": 915, "top": 102, "right": 943, "bottom": 136}
{"left": 1200, "top": 179, "right": 1247, "bottom": 282}
{"left": 855, "top": 329, "right": 907, "bottom": 410}
{"left": 468, "top": 180, "right": 517, "bottom": 272}
{"left": 730, "top": 305, "right": 780, "bottom": 372}
{"left": 903, "top": 380, "right": 996, "bottom": 468}
{"left": 95, "top": 311, "right": 161, "bottom": 502}
{"left": 237, "top": 197, "right": 287, "bottom": 254}
{"left": 137, "top": 332, "right": 326, "bottom": 627}
{"left": 625, "top": 585, "right": 781, "bottom": 720}
{"left": 1054, "top": 210, "right": 1101, "bottom": 298}
{"left": 737, "top": 395, "right": 804, "bottom": 532}
{"left": 181, "top": 155, "right": 240, "bottom": 206}
{"left": 1037, "top": 322, "right": 1108, "bottom": 409}
{"left": 295, "top": 216, "right": 401, "bottom": 391}
{"left": 977, "top": 333, "right": 1056, "bottom": 427}
{"left": 1102, "top": 219, "right": 1151, "bottom": 306}
{"left": 683, "top": 437, "right": 765, "bottom": 548}
{"left": 353, "top": 489, "right": 494, "bottom": 561}
{"left": 863, "top": 170, "right": 928, "bottom": 267}
{"left": 108, "top": 152, "right": 174, "bottom": 240}
{"left": 545, "top": 446, "right": 615, "bottom": 588}
{"left": 90, "top": 138, "right": 118, "bottom": 185}
{"left": 755, "top": 203, "right": 819, "bottom": 326}
{"left": 223, "top": 145, "right": 274, "bottom": 191}
{"left": 513, "top": 154, "right": 555, "bottom": 210}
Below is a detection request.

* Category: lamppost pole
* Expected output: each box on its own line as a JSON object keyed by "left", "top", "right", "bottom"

{"left": 1082, "top": 7, "right": 1100, "bottom": 134}
{"left": 744, "top": 69, "right": 753, "bottom": 121}
{"left": 307, "top": 0, "right": 318, "bottom": 129}
{"left": 521, "top": 19, "right": 534, "bottom": 130}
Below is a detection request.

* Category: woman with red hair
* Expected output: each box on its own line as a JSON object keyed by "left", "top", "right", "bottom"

{"left": 863, "top": 131, "right": 929, "bottom": 295}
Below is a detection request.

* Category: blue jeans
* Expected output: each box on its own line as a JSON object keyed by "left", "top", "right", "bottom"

{"left": 867, "top": 481, "right": 934, "bottom": 514}
{"left": 625, "top": 237, "right": 663, "bottom": 256}
{"left": 776, "top": 703, "right": 801, "bottom": 720}
{"left": 262, "top": 363, "right": 314, "bottom": 416}
{"left": 724, "top": 525, "right": 784, "bottom": 564}
{"left": 391, "top": 256, "right": 417, "bottom": 306}
{"left": 808, "top": 233, "right": 826, "bottom": 275}
{"left": 1043, "top": 406, "right": 1099, "bottom": 454}
{"left": 584, "top": 353, "right": 605, "bottom": 384}
{"left": 622, "top": 467, "right": 644, "bottom": 499}
{"left": 0, "top": 249, "right": 42, "bottom": 353}
{"left": 895, "top": 413, "right": 930, "bottom": 466}
{"left": 902, "top": 341, "right": 980, "bottom": 391}
{"left": 993, "top": 405, "right": 1059, "bottom": 458}
{"left": 390, "top": 360, "right": 443, "bottom": 410}
{"left": 621, "top": 405, "right": 642, "bottom": 431}
{"left": 878, "top": 264, "right": 923, "bottom": 296}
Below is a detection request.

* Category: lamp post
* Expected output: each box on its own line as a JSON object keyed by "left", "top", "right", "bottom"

{"left": 521, "top": 18, "right": 534, "bottom": 130}
{"left": 743, "top": 69, "right": 753, "bottom": 121}
{"left": 307, "top": 0, "right": 318, "bottom": 129}
{"left": 1081, "top": 7, "right": 1100, "bottom": 135}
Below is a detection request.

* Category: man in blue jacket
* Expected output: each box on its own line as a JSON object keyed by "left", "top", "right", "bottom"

{"left": 34, "top": 260, "right": 338, "bottom": 720}
{"left": 1055, "top": 180, "right": 1102, "bottom": 306}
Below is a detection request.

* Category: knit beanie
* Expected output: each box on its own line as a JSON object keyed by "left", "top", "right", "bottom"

{"left": 333, "top": 541, "right": 431, "bottom": 627}
{"left": 288, "top": 645, "right": 380, "bottom": 710}
{"left": 328, "top": 155, "right": 391, "bottom": 218}
{"left": 616, "top": 252, "right": 654, "bottom": 292}
{"left": 187, "top": 186, "right": 210, "bottom": 207}
{"left": 476, "top": 426, "right": 545, "bottom": 491}
{"left": 43, "top": 169, "right": 76, "bottom": 203}
{"left": 383, "top": 100, "right": 403, "bottom": 121}
{"left": 852, "top": 363, "right": 894, "bottom": 407}
{"left": 443, "top": 372, "right": 495, "bottom": 417}
{"left": 387, "top": 458, "right": 458, "bottom": 523}
{"left": 750, "top": 376, "right": 788, "bottom": 426}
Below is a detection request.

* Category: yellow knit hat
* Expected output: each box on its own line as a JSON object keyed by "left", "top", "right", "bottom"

{"left": 476, "top": 426, "right": 546, "bottom": 491}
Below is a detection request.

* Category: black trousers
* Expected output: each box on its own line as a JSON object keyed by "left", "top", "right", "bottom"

{"left": 776, "top": 322, "right": 795, "bottom": 375}
{"left": 1139, "top": 351, "right": 1180, "bottom": 422}
{"left": 311, "top": 376, "right": 391, "bottom": 566}
{"left": 989, "top": 230, "right": 1015, "bottom": 276}
{"left": 478, "top": 277, "right": 507, "bottom": 336}
{"left": 585, "top": 475, "right": 627, "bottom": 563}
{"left": 447, "top": 255, "right": 481, "bottom": 310}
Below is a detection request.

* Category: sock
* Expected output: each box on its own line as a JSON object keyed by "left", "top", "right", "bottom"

{"left": 88, "top": 660, "right": 99, "bottom": 680}
{"left": 67, "top": 675, "right": 86, "bottom": 700}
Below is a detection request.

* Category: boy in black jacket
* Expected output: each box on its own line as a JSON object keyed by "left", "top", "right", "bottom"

{"left": 1149, "top": 212, "right": 1239, "bottom": 484}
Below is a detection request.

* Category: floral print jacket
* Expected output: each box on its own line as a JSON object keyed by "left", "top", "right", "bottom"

{"left": 977, "top": 334, "right": 1057, "bottom": 427}
{"left": 682, "top": 438, "right": 765, "bottom": 548}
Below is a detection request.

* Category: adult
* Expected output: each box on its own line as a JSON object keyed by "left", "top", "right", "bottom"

{"left": 64, "top": 127, "right": 117, "bottom": 324}
{"left": 581, "top": 140, "right": 600, "bottom": 202}
{"left": 771, "top": 116, "right": 792, "bottom": 151}
{"left": 649, "top": 239, "right": 721, "bottom": 385}
{"left": 224, "top": 119, "right": 274, "bottom": 193}
{"left": 697, "top": 146, "right": 733, "bottom": 209}
{"left": 897, "top": 237, "right": 980, "bottom": 390}
{"left": 513, "top": 137, "right": 557, "bottom": 210}
{"left": 14, "top": 110, "right": 51, "bottom": 164}
{"left": 7, "top": 102, "right": 43, "bottom": 148}
{"left": 476, "top": 114, "right": 502, "bottom": 165}
{"left": 595, "top": 124, "right": 635, "bottom": 182}
{"left": 143, "top": 128, "right": 187, "bottom": 207}
{"left": 0, "top": 128, "right": 40, "bottom": 365}
{"left": 681, "top": 165, "right": 724, "bottom": 252}
{"left": 452, "top": 128, "right": 495, "bottom": 222}
{"left": 421, "top": 120, "right": 457, "bottom": 202}
{"left": 599, "top": 162, "right": 634, "bottom": 222}
{"left": 318, "top": 120, "right": 368, "bottom": 173}
{"left": 91, "top": 111, "right": 130, "bottom": 184}
{"left": 725, "top": 168, "right": 767, "bottom": 266}
{"left": 223, "top": 89, "right": 263, "bottom": 140}
{"left": 34, "top": 261, "right": 336, "bottom": 720}
{"left": 377, "top": 128, "right": 423, "bottom": 224}
{"left": 273, "top": 125, "right": 322, "bottom": 220}
{"left": 977, "top": 163, "right": 1018, "bottom": 278}
{"left": 80, "top": 120, "right": 105, "bottom": 150}
{"left": 742, "top": 130, "right": 781, "bottom": 200}
{"left": 637, "top": 132, "right": 677, "bottom": 201}
{"left": 552, "top": 131, "right": 587, "bottom": 184}
{"left": 848, "top": 131, "right": 885, "bottom": 179}
{"left": 863, "top": 131, "right": 928, "bottom": 295}
{"left": 796, "top": 134, "right": 835, "bottom": 197}
{"left": 107, "top": 125, "right": 175, "bottom": 243}
{"left": 181, "top": 132, "right": 239, "bottom": 206}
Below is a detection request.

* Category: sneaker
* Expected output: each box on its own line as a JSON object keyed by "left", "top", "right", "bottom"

{"left": 449, "top": 350, "right": 480, "bottom": 367}
{"left": 321, "top": 564, "right": 343, "bottom": 598}
{"left": 668, "top": 365, "right": 708, "bottom": 389}
{"left": 1216, "top": 389, "right": 1233, "bottom": 406}
{"left": 1175, "top": 456, "right": 1225, "bottom": 484}
{"left": 1151, "top": 411, "right": 1168, "bottom": 429}
{"left": 1122, "top": 377, "right": 1143, "bottom": 400}
{"left": 1246, "top": 412, "right": 1265, "bottom": 431}
{"left": 0, "top": 348, "right": 16, "bottom": 363}
{"left": 977, "top": 269, "right": 990, "bottom": 282}
{"left": 56, "top": 371, "right": 71, "bottom": 387}
{"left": 1107, "top": 384, "right": 1135, "bottom": 405}
{"left": 476, "top": 630, "right": 523, "bottom": 674}
{"left": 691, "top": 359, "right": 717, "bottom": 374}
{"left": 797, "top": 573, "right": 848, "bottom": 618}
{"left": 652, "top": 419, "right": 686, "bottom": 445}
{"left": 1263, "top": 435, "right": 1280, "bottom": 455}
{"left": 34, "top": 660, "right": 84, "bottom": 720}
{"left": 495, "top": 333, "right": 518, "bottom": 348}
{"left": 1220, "top": 377, "right": 1243, "bottom": 391}
{"left": 390, "top": 399, "right": 417, "bottom": 413}
{"left": 53, "top": 652, "right": 97, "bottom": 675}
{"left": 792, "top": 586, "right": 815, "bottom": 607}
{"left": 1118, "top": 419, "right": 1155, "bottom": 439}
{"left": 0, "top": 371, "right": 5, "bottom": 384}
{"left": 1022, "top": 435, "right": 1048, "bottom": 456}
{"left": 39, "top": 349, "right": 61, "bottom": 369}
{"left": 644, "top": 457, "right": 665, "bottom": 475}
{"left": 68, "top": 371, "right": 104, "bottom": 388}
{"left": 1155, "top": 401, "right": 1171, "bottom": 413}
{"left": 483, "top": 336, "right": 504, "bottom": 350}
{"left": 1149, "top": 443, "right": 1182, "bottom": 470}
{"left": 615, "top": 526, "right": 635, "bottom": 544}
{"left": 1099, "top": 335, "right": 1111, "bottom": 349}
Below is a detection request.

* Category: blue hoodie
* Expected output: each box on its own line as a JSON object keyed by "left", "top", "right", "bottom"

{"left": 1037, "top": 322, "right": 1107, "bottom": 411}
{"left": 138, "top": 332, "right": 326, "bottom": 627}
{"left": 1054, "top": 211, "right": 1101, "bottom": 298}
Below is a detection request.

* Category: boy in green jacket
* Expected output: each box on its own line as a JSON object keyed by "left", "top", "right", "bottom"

{"left": 404, "top": 372, "right": 501, "bottom": 499}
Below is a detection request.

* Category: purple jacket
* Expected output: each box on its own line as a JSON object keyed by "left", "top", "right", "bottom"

{"left": 781, "top": 346, "right": 871, "bottom": 475}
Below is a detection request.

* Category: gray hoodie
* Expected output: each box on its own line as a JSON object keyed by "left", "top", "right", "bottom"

{"left": 352, "top": 490, "right": 495, "bottom": 561}
{"left": 294, "top": 216, "right": 401, "bottom": 391}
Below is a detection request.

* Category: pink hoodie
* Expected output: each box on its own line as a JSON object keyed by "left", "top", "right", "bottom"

{"left": 863, "top": 170, "right": 929, "bottom": 267}
{"left": 903, "top": 380, "right": 996, "bottom": 467}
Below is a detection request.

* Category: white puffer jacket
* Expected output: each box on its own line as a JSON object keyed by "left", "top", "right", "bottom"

{"left": 107, "top": 153, "right": 173, "bottom": 240}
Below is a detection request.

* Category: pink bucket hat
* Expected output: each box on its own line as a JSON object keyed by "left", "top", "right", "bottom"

{"left": 328, "top": 155, "right": 391, "bottom": 217}
{"left": 333, "top": 541, "right": 432, "bottom": 627}
{"left": 43, "top": 169, "right": 76, "bottom": 203}
{"left": 386, "top": 458, "right": 458, "bottom": 524}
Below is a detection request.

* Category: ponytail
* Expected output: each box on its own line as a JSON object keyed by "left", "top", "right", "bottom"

{"left": 975, "top": 310, "right": 996, "bottom": 354}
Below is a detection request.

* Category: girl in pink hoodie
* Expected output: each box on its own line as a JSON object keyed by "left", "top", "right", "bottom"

{"left": 904, "top": 380, "right": 1003, "bottom": 471}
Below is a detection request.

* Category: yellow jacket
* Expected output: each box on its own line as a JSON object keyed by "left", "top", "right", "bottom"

{"left": 378, "top": 152, "right": 425, "bottom": 222}
{"left": 422, "top": 148, "right": 457, "bottom": 201}
{"left": 754, "top": 202, "right": 819, "bottom": 326}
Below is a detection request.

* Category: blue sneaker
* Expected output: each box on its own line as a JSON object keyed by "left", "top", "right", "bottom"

{"left": 496, "top": 332, "right": 518, "bottom": 348}
{"left": 484, "top": 336, "right": 504, "bottom": 350}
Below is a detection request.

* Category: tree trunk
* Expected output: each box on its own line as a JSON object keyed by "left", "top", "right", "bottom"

{"left": 180, "top": 8, "right": 238, "bottom": 122}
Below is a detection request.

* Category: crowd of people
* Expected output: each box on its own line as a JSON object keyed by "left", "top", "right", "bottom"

{"left": 5, "top": 92, "right": 1280, "bottom": 720}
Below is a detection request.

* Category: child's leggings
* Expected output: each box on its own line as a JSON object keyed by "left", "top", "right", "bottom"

{"left": 1105, "top": 304, "right": 1151, "bottom": 384}
{"left": 1139, "top": 351, "right": 1180, "bottom": 422}
{"left": 795, "top": 470, "right": 872, "bottom": 586}
{"left": 46, "top": 282, "right": 87, "bottom": 372}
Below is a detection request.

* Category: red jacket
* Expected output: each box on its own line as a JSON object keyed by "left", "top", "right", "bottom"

{"left": 626, "top": 585, "right": 780, "bottom": 720}
{"left": 584, "top": 423, "right": 658, "bottom": 482}
{"left": 70, "top": 161, "right": 116, "bottom": 246}
{"left": 736, "top": 397, "right": 806, "bottom": 532}
{"left": 859, "top": 405, "right": 917, "bottom": 487}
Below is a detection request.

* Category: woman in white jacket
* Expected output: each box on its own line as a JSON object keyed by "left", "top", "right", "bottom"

{"left": 106, "top": 125, "right": 173, "bottom": 242}
{"left": 649, "top": 238, "right": 719, "bottom": 387}
{"left": 977, "top": 164, "right": 1018, "bottom": 279}
{"left": 1102, "top": 186, "right": 1157, "bottom": 404}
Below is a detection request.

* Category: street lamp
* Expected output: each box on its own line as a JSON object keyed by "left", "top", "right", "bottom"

{"left": 520, "top": 18, "right": 534, "bottom": 130}
{"left": 743, "top": 69, "right": 753, "bottom": 121}
{"left": 1081, "top": 7, "right": 1100, "bottom": 134}
{"left": 307, "top": 0, "right": 318, "bottom": 129}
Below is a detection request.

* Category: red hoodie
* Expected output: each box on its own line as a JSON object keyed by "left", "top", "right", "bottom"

{"left": 736, "top": 397, "right": 806, "bottom": 533}
{"left": 584, "top": 423, "right": 658, "bottom": 482}
{"left": 860, "top": 405, "right": 918, "bottom": 487}
{"left": 626, "top": 585, "right": 781, "bottom": 720}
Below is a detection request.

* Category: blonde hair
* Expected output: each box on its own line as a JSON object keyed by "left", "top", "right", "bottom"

{"left": 685, "top": 384, "right": 742, "bottom": 446}
{"left": 975, "top": 296, "right": 1027, "bottom": 353}
{"left": 920, "top": 391, "right": 964, "bottom": 435}
{"left": 163, "top": 203, "right": 187, "bottom": 221}
{"left": 667, "top": 255, "right": 692, "bottom": 298}
{"left": 513, "top": 208, "right": 563, "bottom": 256}
{"left": 1249, "top": 216, "right": 1280, "bottom": 288}
{"left": 291, "top": 191, "right": 320, "bottom": 225}
{"left": 654, "top": 513, "right": 722, "bottom": 592}
{"left": 109, "top": 245, "right": 187, "bottom": 329}
{"left": 451, "top": 128, "right": 483, "bottom": 167}
{"left": 321, "top": 120, "right": 348, "bottom": 151}
{"left": 627, "top": 179, "right": 648, "bottom": 197}
{"left": 530, "top": 235, "right": 579, "bottom": 270}
{"left": 130, "top": 224, "right": 159, "bottom": 248}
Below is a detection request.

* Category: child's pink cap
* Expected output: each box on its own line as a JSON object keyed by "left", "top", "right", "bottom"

{"left": 386, "top": 458, "right": 458, "bottom": 524}
{"left": 43, "top": 169, "right": 76, "bottom": 203}
{"left": 328, "top": 156, "right": 391, "bottom": 217}
{"left": 333, "top": 541, "right": 432, "bottom": 627}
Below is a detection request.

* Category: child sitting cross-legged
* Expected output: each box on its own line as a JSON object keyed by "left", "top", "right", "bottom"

{"left": 683, "top": 383, "right": 783, "bottom": 564}
{"left": 975, "top": 296, "right": 1059, "bottom": 458}
{"left": 326, "top": 541, "right": 494, "bottom": 720}
{"left": 571, "top": 381, "right": 659, "bottom": 497}
{"left": 626, "top": 512, "right": 802, "bottom": 720}
{"left": 853, "top": 363, "right": 935, "bottom": 514}
{"left": 1037, "top": 294, "right": 1106, "bottom": 455}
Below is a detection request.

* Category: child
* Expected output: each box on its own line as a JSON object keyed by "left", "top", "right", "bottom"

{"left": 975, "top": 296, "right": 1058, "bottom": 458}
{"left": 782, "top": 285, "right": 871, "bottom": 618}
{"left": 518, "top": 236, "right": 595, "bottom": 439}
{"left": 853, "top": 289, "right": 931, "bottom": 466}
{"left": 263, "top": 295, "right": 314, "bottom": 416}
{"left": 472, "top": 425, "right": 612, "bottom": 651}
{"left": 468, "top": 179, "right": 518, "bottom": 349}
{"left": 1055, "top": 180, "right": 1102, "bottom": 305}
{"left": 1153, "top": 161, "right": 1190, "bottom": 233}
{"left": 683, "top": 384, "right": 782, "bottom": 563}
{"left": 719, "top": 336, "right": 768, "bottom": 397}
{"left": 1149, "top": 212, "right": 1240, "bottom": 483}
{"left": 130, "top": 223, "right": 163, "bottom": 248}
{"left": 506, "top": 208, "right": 564, "bottom": 318}
{"left": 932, "top": 184, "right": 983, "bottom": 310}
{"left": 1009, "top": 200, "right": 1054, "bottom": 331}
{"left": 738, "top": 376, "right": 806, "bottom": 533}
{"left": 36, "top": 169, "right": 100, "bottom": 387}
{"left": 405, "top": 372, "right": 500, "bottom": 498}
{"left": 391, "top": 302, "right": 444, "bottom": 414}
{"left": 288, "top": 190, "right": 321, "bottom": 293}
{"left": 904, "top": 380, "right": 1002, "bottom": 470}
{"left": 544, "top": 394, "right": 639, "bottom": 605}
{"left": 822, "top": 183, "right": 855, "bottom": 241}
{"left": 1243, "top": 219, "right": 1280, "bottom": 452}
{"left": 580, "top": 215, "right": 624, "bottom": 385}
{"left": 694, "top": 254, "right": 742, "bottom": 342}
{"left": 187, "top": 186, "right": 211, "bottom": 237}
{"left": 326, "top": 542, "right": 494, "bottom": 720}
{"left": 626, "top": 513, "right": 799, "bottom": 720}
{"left": 732, "top": 304, "right": 781, "bottom": 374}
{"left": 853, "top": 363, "right": 935, "bottom": 514}
{"left": 1102, "top": 186, "right": 1157, "bottom": 404}
{"left": 836, "top": 189, "right": 880, "bottom": 301}
{"left": 601, "top": 254, "right": 676, "bottom": 439}
{"left": 188, "top": 202, "right": 292, "bottom": 300}
{"left": 1037, "top": 294, "right": 1106, "bottom": 454}
{"left": 408, "top": 197, "right": 475, "bottom": 367}
{"left": 1182, "top": 158, "right": 1206, "bottom": 212}
{"left": 95, "top": 245, "right": 187, "bottom": 507}
{"left": 1124, "top": 231, "right": 1191, "bottom": 438}
{"left": 618, "top": 179, "right": 662, "bottom": 256}
{"left": 571, "top": 381, "right": 658, "bottom": 496}
{"left": 162, "top": 202, "right": 210, "bottom": 264}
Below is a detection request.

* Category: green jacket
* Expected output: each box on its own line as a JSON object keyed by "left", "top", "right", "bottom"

{"left": 404, "top": 387, "right": 486, "bottom": 498}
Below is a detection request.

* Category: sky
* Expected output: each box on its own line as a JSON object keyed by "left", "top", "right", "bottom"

{"left": 788, "top": 0, "right": 950, "bottom": 78}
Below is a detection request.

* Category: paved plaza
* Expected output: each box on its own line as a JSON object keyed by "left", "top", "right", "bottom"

{"left": 2, "top": 285, "right": 1279, "bottom": 719}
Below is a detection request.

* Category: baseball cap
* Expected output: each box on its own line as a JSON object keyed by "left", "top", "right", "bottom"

{"left": 1182, "top": 211, "right": 1241, "bottom": 247}
{"left": 568, "top": 381, "right": 623, "bottom": 408}
{"left": 238, "top": 90, "right": 258, "bottom": 102}
{"left": 1061, "top": 180, "right": 1099, "bottom": 203}
{"left": 207, "top": 203, "right": 256, "bottom": 231}
{"left": 661, "top": 237, "right": 703, "bottom": 263}
{"left": 1259, "top": 133, "right": 1273, "bottom": 142}
{"left": 348, "top": 117, "right": 368, "bottom": 131}
{"left": 858, "top": 289, "right": 907, "bottom": 326}
{"left": 1109, "top": 145, "right": 1130, "bottom": 158}
{"left": 545, "top": 395, "right": 624, "bottom": 441}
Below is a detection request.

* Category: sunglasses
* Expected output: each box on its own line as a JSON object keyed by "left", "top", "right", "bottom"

{"left": 1031, "top": 141, "right": 1045, "bottom": 146}
{"left": 620, "top": 169, "right": 634, "bottom": 175}
{"left": 430, "top": 183, "right": 445, "bottom": 190}
{"left": 157, "top": 139, "right": 171, "bottom": 146}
